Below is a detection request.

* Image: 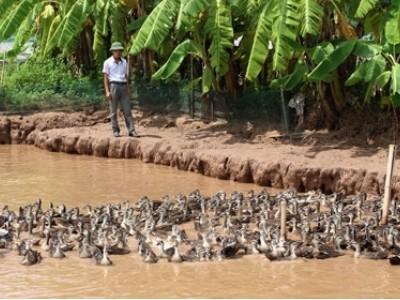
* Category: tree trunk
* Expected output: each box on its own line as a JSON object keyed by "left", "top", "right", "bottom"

{"left": 142, "top": 49, "right": 154, "bottom": 80}
{"left": 317, "top": 81, "right": 338, "bottom": 129}
{"left": 330, "top": 70, "right": 345, "bottom": 113}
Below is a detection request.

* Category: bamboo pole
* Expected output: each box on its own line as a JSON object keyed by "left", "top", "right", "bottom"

{"left": 280, "top": 199, "right": 287, "bottom": 241}
{"left": 382, "top": 144, "right": 397, "bottom": 225}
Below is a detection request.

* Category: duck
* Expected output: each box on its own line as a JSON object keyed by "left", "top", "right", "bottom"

{"left": 21, "top": 249, "right": 42, "bottom": 266}
{"left": 0, "top": 228, "right": 10, "bottom": 241}
{"left": 220, "top": 237, "right": 246, "bottom": 259}
{"left": 78, "top": 237, "right": 93, "bottom": 258}
{"left": 389, "top": 255, "right": 400, "bottom": 265}
{"left": 49, "top": 240, "right": 66, "bottom": 259}
{"left": 143, "top": 248, "right": 159, "bottom": 263}
{"left": 311, "top": 236, "right": 342, "bottom": 259}
{"left": 156, "top": 239, "right": 175, "bottom": 259}
{"left": 3, "top": 188, "right": 400, "bottom": 268}
{"left": 351, "top": 241, "right": 389, "bottom": 260}
{"left": 16, "top": 240, "right": 29, "bottom": 256}
{"left": 94, "top": 245, "right": 112, "bottom": 266}
{"left": 264, "top": 240, "right": 289, "bottom": 261}
{"left": 167, "top": 244, "right": 184, "bottom": 263}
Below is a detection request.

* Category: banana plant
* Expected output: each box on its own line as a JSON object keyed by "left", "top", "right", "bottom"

{"left": 0, "top": 0, "right": 132, "bottom": 69}
{"left": 344, "top": 0, "right": 400, "bottom": 106}
{"left": 130, "top": 0, "right": 234, "bottom": 93}
{"left": 245, "top": 0, "right": 323, "bottom": 81}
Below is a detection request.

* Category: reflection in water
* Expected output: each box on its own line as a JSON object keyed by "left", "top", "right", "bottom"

{"left": 1, "top": 145, "right": 400, "bottom": 298}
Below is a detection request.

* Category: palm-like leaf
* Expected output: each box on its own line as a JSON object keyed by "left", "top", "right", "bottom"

{"left": 130, "top": 0, "right": 180, "bottom": 54}
{"left": 46, "top": 0, "right": 92, "bottom": 52}
{"left": 153, "top": 39, "right": 201, "bottom": 80}
{"left": 245, "top": 1, "right": 274, "bottom": 81}
{"left": 308, "top": 39, "right": 356, "bottom": 81}
{"left": 176, "top": 0, "right": 190, "bottom": 31}
{"left": 391, "top": 63, "right": 400, "bottom": 96}
{"left": 42, "top": 15, "right": 61, "bottom": 55}
{"left": 270, "top": 60, "right": 308, "bottom": 90}
{"left": 182, "top": 0, "right": 210, "bottom": 19}
{"left": 271, "top": 0, "right": 301, "bottom": 72}
{"left": 0, "top": 0, "right": 35, "bottom": 41}
{"left": 354, "top": 0, "right": 378, "bottom": 18}
{"left": 110, "top": 1, "right": 126, "bottom": 43}
{"left": 0, "top": 0, "right": 17, "bottom": 20}
{"left": 93, "top": 0, "right": 109, "bottom": 62}
{"left": 205, "top": 0, "right": 234, "bottom": 75}
{"left": 345, "top": 55, "right": 385, "bottom": 86}
{"left": 6, "top": 8, "right": 36, "bottom": 58}
{"left": 385, "top": 9, "right": 400, "bottom": 45}
{"left": 300, "top": 0, "right": 323, "bottom": 37}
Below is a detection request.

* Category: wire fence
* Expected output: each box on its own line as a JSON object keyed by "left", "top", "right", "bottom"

{"left": 0, "top": 60, "right": 295, "bottom": 133}
{"left": 133, "top": 79, "right": 293, "bottom": 132}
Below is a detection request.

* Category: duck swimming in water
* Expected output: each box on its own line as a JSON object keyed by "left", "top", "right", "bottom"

{"left": 143, "top": 248, "right": 159, "bottom": 264}
{"left": 94, "top": 245, "right": 112, "bottom": 266}
{"left": 2, "top": 189, "right": 400, "bottom": 268}
{"left": 21, "top": 248, "right": 42, "bottom": 266}
{"left": 167, "top": 244, "right": 183, "bottom": 263}
{"left": 78, "top": 237, "right": 93, "bottom": 259}
{"left": 49, "top": 240, "right": 66, "bottom": 259}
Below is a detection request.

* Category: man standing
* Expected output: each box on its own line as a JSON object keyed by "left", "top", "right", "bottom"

{"left": 103, "top": 42, "right": 138, "bottom": 137}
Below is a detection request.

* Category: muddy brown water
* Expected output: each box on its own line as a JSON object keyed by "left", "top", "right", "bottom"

{"left": 1, "top": 145, "right": 400, "bottom": 298}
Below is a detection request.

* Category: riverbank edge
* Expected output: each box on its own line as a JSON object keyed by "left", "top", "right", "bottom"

{"left": 0, "top": 112, "right": 396, "bottom": 197}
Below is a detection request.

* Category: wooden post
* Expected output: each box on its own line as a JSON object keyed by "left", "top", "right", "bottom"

{"left": 189, "top": 55, "right": 195, "bottom": 118}
{"left": 280, "top": 199, "right": 287, "bottom": 241}
{"left": 382, "top": 144, "right": 397, "bottom": 225}
{"left": 280, "top": 87, "right": 289, "bottom": 136}
{"left": 0, "top": 50, "right": 6, "bottom": 87}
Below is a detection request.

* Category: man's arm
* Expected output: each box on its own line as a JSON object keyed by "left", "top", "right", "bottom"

{"left": 103, "top": 73, "right": 112, "bottom": 101}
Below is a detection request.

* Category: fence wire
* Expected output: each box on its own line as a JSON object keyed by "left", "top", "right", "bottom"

{"left": 0, "top": 61, "right": 295, "bottom": 134}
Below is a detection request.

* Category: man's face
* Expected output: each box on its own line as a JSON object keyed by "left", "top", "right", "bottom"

{"left": 112, "top": 50, "right": 122, "bottom": 60}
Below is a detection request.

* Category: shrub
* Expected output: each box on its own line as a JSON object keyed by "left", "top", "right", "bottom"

{"left": 0, "top": 57, "right": 103, "bottom": 111}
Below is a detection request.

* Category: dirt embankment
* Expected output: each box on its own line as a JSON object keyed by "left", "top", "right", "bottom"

{"left": 0, "top": 110, "right": 398, "bottom": 197}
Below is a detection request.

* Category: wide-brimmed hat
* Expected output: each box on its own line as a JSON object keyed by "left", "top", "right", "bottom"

{"left": 110, "top": 42, "right": 124, "bottom": 51}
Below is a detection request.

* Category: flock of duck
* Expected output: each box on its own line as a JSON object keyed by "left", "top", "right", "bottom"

{"left": 2, "top": 189, "right": 400, "bottom": 266}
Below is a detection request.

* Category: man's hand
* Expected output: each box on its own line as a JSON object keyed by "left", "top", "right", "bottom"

{"left": 106, "top": 91, "right": 112, "bottom": 101}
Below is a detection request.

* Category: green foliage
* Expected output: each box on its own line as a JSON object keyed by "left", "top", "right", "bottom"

{"left": 205, "top": 0, "right": 234, "bottom": 75}
{"left": 300, "top": 0, "right": 323, "bottom": 36}
{"left": 3, "top": 0, "right": 400, "bottom": 117}
{"left": 153, "top": 39, "right": 201, "bottom": 80}
{"left": 308, "top": 40, "right": 357, "bottom": 82}
{"left": 0, "top": 0, "right": 34, "bottom": 40}
{"left": 354, "top": 0, "right": 378, "bottom": 18}
{"left": 245, "top": 1, "right": 273, "bottom": 81}
{"left": 130, "top": 0, "right": 180, "bottom": 55}
{"left": 0, "top": 58, "right": 102, "bottom": 111}
{"left": 270, "top": 60, "right": 308, "bottom": 90}
{"left": 271, "top": 0, "right": 301, "bottom": 72}
{"left": 345, "top": 55, "right": 385, "bottom": 86}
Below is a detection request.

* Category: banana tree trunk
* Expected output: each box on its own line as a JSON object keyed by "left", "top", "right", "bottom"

{"left": 224, "top": 60, "right": 237, "bottom": 101}
{"left": 142, "top": 49, "right": 154, "bottom": 80}
{"left": 329, "top": 70, "right": 345, "bottom": 113}
{"left": 317, "top": 81, "right": 338, "bottom": 128}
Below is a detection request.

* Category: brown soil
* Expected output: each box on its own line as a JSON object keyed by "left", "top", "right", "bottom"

{"left": 0, "top": 109, "right": 399, "bottom": 197}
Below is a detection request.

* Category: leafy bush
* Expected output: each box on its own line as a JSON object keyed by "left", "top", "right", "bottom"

{"left": 0, "top": 58, "right": 104, "bottom": 111}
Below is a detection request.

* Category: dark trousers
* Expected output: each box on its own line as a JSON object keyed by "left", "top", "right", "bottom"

{"left": 109, "top": 83, "right": 135, "bottom": 134}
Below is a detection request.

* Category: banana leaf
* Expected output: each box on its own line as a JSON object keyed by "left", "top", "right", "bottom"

{"left": 308, "top": 39, "right": 357, "bottom": 81}
{"left": 153, "top": 39, "right": 201, "bottom": 80}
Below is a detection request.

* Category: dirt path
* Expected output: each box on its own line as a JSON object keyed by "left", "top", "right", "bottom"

{"left": 0, "top": 110, "right": 398, "bottom": 196}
